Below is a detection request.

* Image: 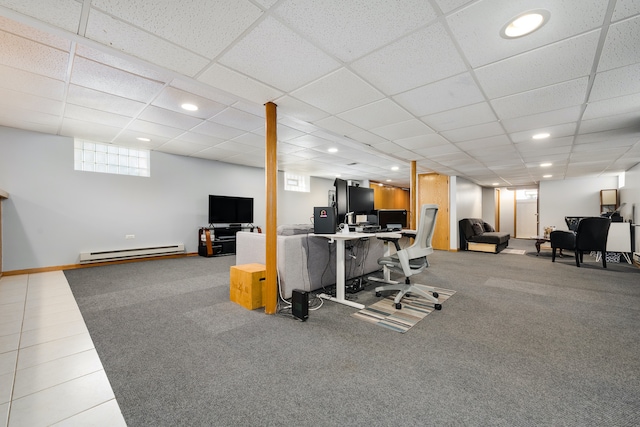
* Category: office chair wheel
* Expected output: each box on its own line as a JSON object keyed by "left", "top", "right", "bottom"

{"left": 432, "top": 292, "right": 439, "bottom": 298}
{"left": 434, "top": 304, "right": 442, "bottom": 310}
{"left": 395, "top": 302, "right": 402, "bottom": 309}
{"left": 375, "top": 291, "right": 382, "bottom": 297}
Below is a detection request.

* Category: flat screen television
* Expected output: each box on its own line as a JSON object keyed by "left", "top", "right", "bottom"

{"left": 347, "top": 186, "right": 374, "bottom": 215}
{"left": 208, "top": 195, "right": 254, "bottom": 224}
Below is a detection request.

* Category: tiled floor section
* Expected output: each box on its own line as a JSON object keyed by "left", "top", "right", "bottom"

{"left": 0, "top": 271, "right": 126, "bottom": 426}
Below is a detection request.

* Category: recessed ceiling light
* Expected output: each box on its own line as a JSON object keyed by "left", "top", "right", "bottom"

{"left": 391, "top": 166, "right": 399, "bottom": 171}
{"left": 501, "top": 10, "right": 550, "bottom": 39}
{"left": 492, "top": 182, "right": 500, "bottom": 186}
{"left": 378, "top": 183, "right": 384, "bottom": 186}
{"left": 532, "top": 132, "right": 550, "bottom": 140}
{"left": 540, "top": 162, "right": 552, "bottom": 167}
{"left": 543, "top": 174, "right": 553, "bottom": 178}
{"left": 386, "top": 179, "right": 392, "bottom": 182}
{"left": 181, "top": 103, "right": 198, "bottom": 111}
{"left": 335, "top": 174, "right": 341, "bottom": 177}
{"left": 328, "top": 147, "right": 338, "bottom": 153}
{"left": 136, "top": 137, "right": 151, "bottom": 142}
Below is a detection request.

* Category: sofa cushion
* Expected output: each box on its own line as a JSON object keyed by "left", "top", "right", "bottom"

{"left": 483, "top": 222, "right": 495, "bottom": 232}
{"left": 469, "top": 231, "right": 510, "bottom": 245}
{"left": 472, "top": 223, "right": 484, "bottom": 236}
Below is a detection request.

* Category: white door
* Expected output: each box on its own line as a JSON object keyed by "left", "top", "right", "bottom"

{"left": 515, "top": 189, "right": 538, "bottom": 238}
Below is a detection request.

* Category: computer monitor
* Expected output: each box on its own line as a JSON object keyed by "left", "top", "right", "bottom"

{"left": 333, "top": 178, "right": 348, "bottom": 219}
{"left": 347, "top": 186, "right": 374, "bottom": 215}
{"left": 377, "top": 209, "right": 407, "bottom": 229}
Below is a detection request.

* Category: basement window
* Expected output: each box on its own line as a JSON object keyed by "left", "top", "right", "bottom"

{"left": 284, "top": 172, "right": 310, "bottom": 192}
{"left": 74, "top": 139, "right": 150, "bottom": 177}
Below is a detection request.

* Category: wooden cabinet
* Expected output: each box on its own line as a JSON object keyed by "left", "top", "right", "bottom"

{"left": 600, "top": 189, "right": 618, "bottom": 214}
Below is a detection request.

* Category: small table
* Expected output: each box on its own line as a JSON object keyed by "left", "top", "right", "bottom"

{"left": 535, "top": 237, "right": 563, "bottom": 256}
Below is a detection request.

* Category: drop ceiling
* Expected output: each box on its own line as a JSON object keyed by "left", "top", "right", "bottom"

{"left": 0, "top": 0, "right": 639, "bottom": 189}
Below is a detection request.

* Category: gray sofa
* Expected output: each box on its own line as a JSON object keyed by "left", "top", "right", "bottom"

{"left": 459, "top": 218, "right": 510, "bottom": 253}
{"left": 235, "top": 225, "right": 386, "bottom": 299}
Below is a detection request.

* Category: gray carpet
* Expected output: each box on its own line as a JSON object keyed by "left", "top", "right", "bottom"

{"left": 64, "top": 239, "right": 640, "bottom": 426}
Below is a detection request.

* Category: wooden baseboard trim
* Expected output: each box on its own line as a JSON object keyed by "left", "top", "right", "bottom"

{"left": 1, "top": 252, "right": 199, "bottom": 276}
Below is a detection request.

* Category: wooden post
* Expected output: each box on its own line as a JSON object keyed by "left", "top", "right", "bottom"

{"left": 410, "top": 161, "right": 417, "bottom": 229}
{"left": 264, "top": 102, "right": 278, "bottom": 315}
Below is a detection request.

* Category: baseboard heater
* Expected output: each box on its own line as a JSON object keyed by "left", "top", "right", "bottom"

{"left": 80, "top": 244, "right": 185, "bottom": 264}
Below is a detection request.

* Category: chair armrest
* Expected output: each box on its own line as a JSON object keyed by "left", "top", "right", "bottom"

{"left": 377, "top": 236, "right": 402, "bottom": 251}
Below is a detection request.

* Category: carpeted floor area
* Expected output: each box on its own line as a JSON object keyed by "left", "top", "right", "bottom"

{"left": 64, "top": 239, "right": 640, "bottom": 426}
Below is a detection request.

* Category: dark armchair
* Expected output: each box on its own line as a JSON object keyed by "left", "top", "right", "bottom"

{"left": 550, "top": 217, "right": 612, "bottom": 267}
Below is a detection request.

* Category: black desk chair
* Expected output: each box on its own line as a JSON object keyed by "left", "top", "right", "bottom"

{"left": 371, "top": 204, "right": 441, "bottom": 310}
{"left": 550, "top": 217, "right": 611, "bottom": 267}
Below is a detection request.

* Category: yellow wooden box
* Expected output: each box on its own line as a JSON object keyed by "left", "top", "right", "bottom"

{"left": 230, "top": 263, "right": 266, "bottom": 310}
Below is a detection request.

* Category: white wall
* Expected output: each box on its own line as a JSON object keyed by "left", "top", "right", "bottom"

{"left": 499, "top": 188, "right": 515, "bottom": 236}
{"left": 619, "top": 163, "right": 640, "bottom": 252}
{"left": 0, "top": 126, "right": 333, "bottom": 271}
{"left": 454, "top": 176, "right": 482, "bottom": 249}
{"left": 539, "top": 175, "right": 618, "bottom": 232}
{"left": 482, "top": 187, "right": 496, "bottom": 224}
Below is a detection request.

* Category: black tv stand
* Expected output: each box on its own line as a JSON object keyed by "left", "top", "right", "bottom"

{"left": 198, "top": 224, "right": 255, "bottom": 257}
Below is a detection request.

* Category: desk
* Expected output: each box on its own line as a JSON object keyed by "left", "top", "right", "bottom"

{"left": 314, "top": 231, "right": 401, "bottom": 309}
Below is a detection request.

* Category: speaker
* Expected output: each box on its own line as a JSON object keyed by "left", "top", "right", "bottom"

{"left": 291, "top": 289, "right": 308, "bottom": 321}
{"left": 314, "top": 206, "right": 337, "bottom": 234}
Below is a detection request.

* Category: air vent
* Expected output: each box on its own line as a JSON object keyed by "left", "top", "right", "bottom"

{"left": 347, "top": 162, "right": 358, "bottom": 166}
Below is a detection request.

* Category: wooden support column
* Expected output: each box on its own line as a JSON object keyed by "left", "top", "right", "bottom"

{"left": 410, "top": 161, "right": 417, "bottom": 229}
{"left": 264, "top": 102, "right": 278, "bottom": 315}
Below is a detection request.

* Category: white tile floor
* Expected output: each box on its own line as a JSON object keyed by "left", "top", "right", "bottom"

{"left": 0, "top": 271, "right": 126, "bottom": 426}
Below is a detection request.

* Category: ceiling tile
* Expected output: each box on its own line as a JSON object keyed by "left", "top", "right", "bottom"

{"left": 209, "top": 107, "right": 263, "bottom": 132}
{"left": 371, "top": 119, "right": 434, "bottom": 140}
{"left": 0, "top": 30, "right": 69, "bottom": 80}
{"left": 441, "top": 121, "right": 504, "bottom": 142}
{"left": 455, "top": 134, "right": 511, "bottom": 151}
{"left": 590, "top": 63, "right": 640, "bottom": 102}
{"left": 0, "top": 15, "right": 70, "bottom": 50}
{"left": 421, "top": 102, "right": 497, "bottom": 132}
{"left": 291, "top": 68, "right": 384, "bottom": 115}
{"left": 175, "top": 132, "right": 225, "bottom": 147}
{"left": 348, "top": 130, "right": 388, "bottom": 146}
{"left": 75, "top": 45, "right": 171, "bottom": 82}
{"left": 273, "top": 96, "right": 330, "bottom": 123}
{"left": 219, "top": 16, "right": 340, "bottom": 92}
{"left": 85, "top": 10, "right": 209, "bottom": 77}
{"left": 597, "top": 14, "right": 640, "bottom": 72}
{"left": 137, "top": 105, "right": 204, "bottom": 130}
{"left": 491, "top": 77, "right": 588, "bottom": 119}
{"left": 64, "top": 104, "right": 131, "bottom": 128}
{"left": 394, "top": 73, "right": 484, "bottom": 117}
{"left": 612, "top": 0, "right": 640, "bottom": 21}
{"left": 0, "top": 87, "right": 62, "bottom": 115}
{"left": 434, "top": 0, "right": 476, "bottom": 14}
{"left": 126, "top": 119, "right": 185, "bottom": 139}
{"left": 337, "top": 99, "right": 413, "bottom": 130}
{"left": 583, "top": 92, "right": 640, "bottom": 120}
{"left": 90, "top": 0, "right": 263, "bottom": 58}
{"left": 70, "top": 57, "right": 164, "bottom": 103}
{"left": 579, "top": 111, "right": 639, "bottom": 135}
{"left": 446, "top": 0, "right": 608, "bottom": 67}
{"left": 509, "top": 122, "right": 577, "bottom": 143}
{"left": 60, "top": 118, "right": 122, "bottom": 142}
{"left": 157, "top": 140, "right": 211, "bottom": 157}
{"left": 501, "top": 106, "right": 582, "bottom": 133}
{"left": 198, "top": 64, "right": 283, "bottom": 105}
{"left": 0, "top": 65, "right": 65, "bottom": 100}
{"left": 0, "top": 105, "right": 59, "bottom": 127}
{"left": 395, "top": 134, "right": 449, "bottom": 150}
{"left": 0, "top": 0, "right": 82, "bottom": 32}
{"left": 274, "top": 0, "right": 437, "bottom": 62}
{"left": 152, "top": 87, "right": 228, "bottom": 119}
{"left": 66, "top": 84, "right": 146, "bottom": 117}
{"left": 475, "top": 30, "right": 600, "bottom": 99}
{"left": 351, "top": 22, "right": 467, "bottom": 95}
{"left": 192, "top": 120, "right": 246, "bottom": 140}
{"left": 312, "top": 116, "right": 363, "bottom": 138}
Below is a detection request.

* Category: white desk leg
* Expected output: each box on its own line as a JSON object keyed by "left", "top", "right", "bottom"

{"left": 318, "top": 238, "right": 364, "bottom": 310}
